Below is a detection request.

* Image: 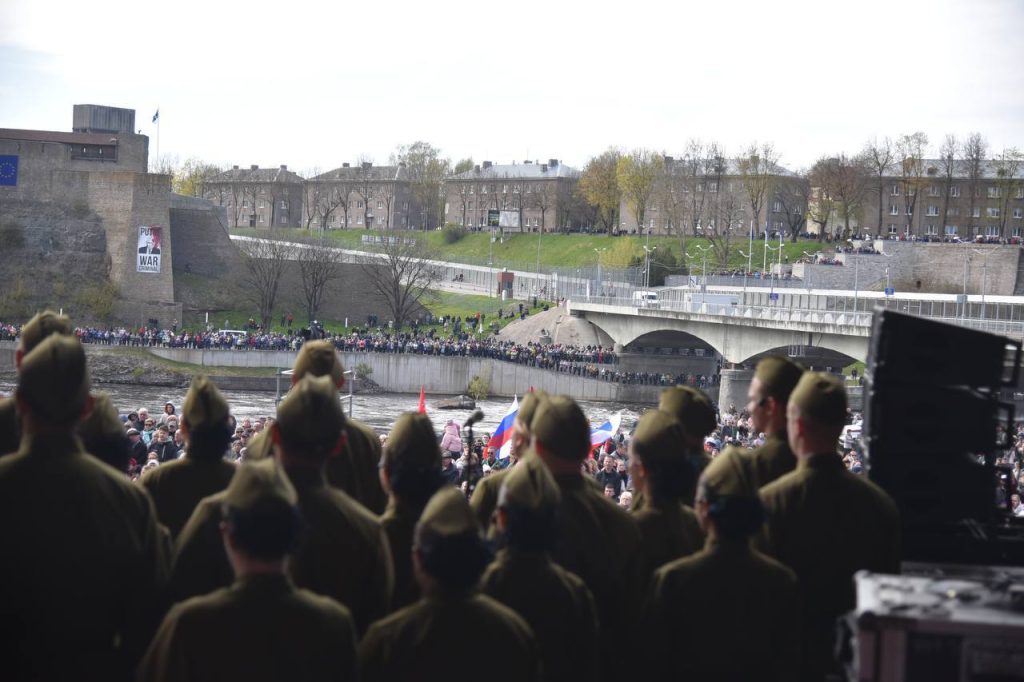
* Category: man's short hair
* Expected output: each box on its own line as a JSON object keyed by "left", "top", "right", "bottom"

{"left": 754, "top": 356, "right": 805, "bottom": 403}
{"left": 531, "top": 396, "right": 589, "bottom": 462}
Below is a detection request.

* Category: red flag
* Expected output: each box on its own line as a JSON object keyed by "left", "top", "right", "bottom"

{"left": 417, "top": 386, "right": 427, "bottom": 414}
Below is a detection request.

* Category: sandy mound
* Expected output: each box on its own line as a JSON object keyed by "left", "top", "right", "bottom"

{"left": 497, "top": 305, "right": 614, "bottom": 348}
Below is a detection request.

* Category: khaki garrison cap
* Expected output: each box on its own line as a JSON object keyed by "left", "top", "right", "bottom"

{"left": 182, "top": 376, "right": 230, "bottom": 431}
{"left": 416, "top": 487, "right": 479, "bottom": 544}
{"left": 223, "top": 458, "right": 298, "bottom": 512}
{"left": 631, "top": 409, "right": 687, "bottom": 466}
{"left": 19, "top": 310, "right": 73, "bottom": 354}
{"left": 531, "top": 396, "right": 590, "bottom": 461}
{"left": 385, "top": 412, "right": 440, "bottom": 469}
{"left": 754, "top": 356, "right": 805, "bottom": 403}
{"left": 658, "top": 386, "right": 717, "bottom": 440}
{"left": 517, "top": 391, "right": 549, "bottom": 431}
{"left": 17, "top": 335, "right": 90, "bottom": 424}
{"left": 498, "top": 456, "right": 561, "bottom": 513}
{"left": 275, "top": 375, "right": 345, "bottom": 454}
{"left": 701, "top": 447, "right": 760, "bottom": 500}
{"left": 293, "top": 340, "right": 345, "bottom": 387}
{"left": 788, "top": 372, "right": 847, "bottom": 429}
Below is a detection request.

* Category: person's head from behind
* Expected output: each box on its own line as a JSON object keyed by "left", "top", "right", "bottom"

{"left": 272, "top": 375, "right": 346, "bottom": 467}
{"left": 16, "top": 310, "right": 73, "bottom": 371}
{"left": 220, "top": 459, "right": 300, "bottom": 572}
{"left": 629, "top": 409, "right": 695, "bottom": 504}
{"left": 77, "top": 392, "right": 131, "bottom": 472}
{"left": 786, "top": 372, "right": 848, "bottom": 458}
{"left": 382, "top": 412, "right": 443, "bottom": 508}
{"left": 695, "top": 448, "right": 764, "bottom": 541}
{"left": 292, "top": 340, "right": 345, "bottom": 388}
{"left": 658, "top": 386, "right": 717, "bottom": 451}
{"left": 15, "top": 335, "right": 92, "bottom": 434}
{"left": 530, "top": 396, "right": 590, "bottom": 471}
{"left": 413, "top": 488, "right": 490, "bottom": 594}
{"left": 180, "top": 376, "right": 233, "bottom": 461}
{"left": 511, "top": 391, "right": 548, "bottom": 459}
{"left": 496, "top": 457, "right": 560, "bottom": 552}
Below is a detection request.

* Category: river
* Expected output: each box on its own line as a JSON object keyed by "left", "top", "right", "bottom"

{"left": 0, "top": 381, "right": 647, "bottom": 437}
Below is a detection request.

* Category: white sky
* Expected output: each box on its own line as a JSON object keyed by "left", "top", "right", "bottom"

{"left": 1, "top": 0, "right": 1021, "bottom": 174}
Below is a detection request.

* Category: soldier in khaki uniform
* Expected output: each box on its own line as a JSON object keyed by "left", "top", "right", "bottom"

{"left": 247, "top": 340, "right": 386, "bottom": 514}
{"left": 171, "top": 376, "right": 394, "bottom": 635}
{"left": 481, "top": 456, "right": 600, "bottom": 681}
{"left": 138, "top": 458, "right": 357, "bottom": 682}
{"left": 657, "top": 385, "right": 718, "bottom": 505}
{"left": 0, "top": 335, "right": 170, "bottom": 681}
{"left": 359, "top": 487, "right": 540, "bottom": 682}
{"left": 642, "top": 448, "right": 800, "bottom": 682}
{"left": 378, "top": 412, "right": 444, "bottom": 610}
{"left": 531, "top": 395, "right": 645, "bottom": 680}
{"left": 760, "top": 372, "right": 900, "bottom": 682}
{"left": 78, "top": 392, "right": 134, "bottom": 473}
{"left": 470, "top": 391, "right": 547, "bottom": 532}
{"left": 0, "top": 310, "right": 74, "bottom": 457}
{"left": 629, "top": 409, "right": 704, "bottom": 579}
{"left": 141, "top": 376, "right": 237, "bottom": 540}
{"left": 745, "top": 356, "right": 805, "bottom": 487}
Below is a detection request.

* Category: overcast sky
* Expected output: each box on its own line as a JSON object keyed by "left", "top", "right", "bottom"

{"left": 1, "top": 0, "right": 1021, "bottom": 174}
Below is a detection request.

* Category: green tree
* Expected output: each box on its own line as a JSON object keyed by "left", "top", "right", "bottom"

{"left": 616, "top": 149, "right": 665, "bottom": 233}
{"left": 174, "top": 157, "right": 223, "bottom": 197}
{"left": 392, "top": 142, "right": 451, "bottom": 230}
{"left": 453, "top": 158, "right": 475, "bottom": 174}
{"left": 578, "top": 148, "right": 622, "bottom": 233}
{"left": 993, "top": 148, "right": 1023, "bottom": 237}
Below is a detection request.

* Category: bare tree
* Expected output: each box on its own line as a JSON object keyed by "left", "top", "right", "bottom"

{"left": 862, "top": 137, "right": 895, "bottom": 233}
{"left": 993, "top": 148, "right": 1023, "bottom": 238}
{"left": 705, "top": 188, "right": 744, "bottom": 267}
{"left": 392, "top": 142, "right": 450, "bottom": 230}
{"left": 738, "top": 142, "right": 779, "bottom": 240}
{"left": 654, "top": 159, "right": 688, "bottom": 253}
{"left": 961, "top": 133, "right": 988, "bottom": 237}
{"left": 530, "top": 179, "right": 558, "bottom": 232}
{"left": 896, "top": 132, "right": 929, "bottom": 235}
{"left": 297, "top": 236, "right": 344, "bottom": 321}
{"left": 680, "top": 140, "right": 721, "bottom": 242}
{"left": 354, "top": 160, "right": 376, "bottom": 229}
{"left": 358, "top": 235, "right": 441, "bottom": 329}
{"left": 938, "top": 135, "right": 959, "bottom": 234}
{"left": 237, "top": 237, "right": 292, "bottom": 328}
{"left": 378, "top": 174, "right": 397, "bottom": 229}
{"left": 776, "top": 173, "right": 810, "bottom": 239}
{"left": 616, "top": 149, "right": 665, "bottom": 232}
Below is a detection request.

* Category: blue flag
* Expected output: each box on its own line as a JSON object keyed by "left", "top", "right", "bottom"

{"left": 0, "top": 155, "right": 17, "bottom": 186}
{"left": 152, "top": 109, "right": 159, "bottom": 123}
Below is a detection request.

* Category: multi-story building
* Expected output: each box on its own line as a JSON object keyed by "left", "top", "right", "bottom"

{"left": 443, "top": 159, "right": 580, "bottom": 232}
{"left": 307, "top": 163, "right": 415, "bottom": 230}
{"left": 858, "top": 160, "right": 1024, "bottom": 240}
{"left": 203, "top": 164, "right": 304, "bottom": 228}
{"left": 618, "top": 155, "right": 806, "bottom": 239}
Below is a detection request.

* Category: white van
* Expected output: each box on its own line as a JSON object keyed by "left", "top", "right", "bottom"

{"left": 632, "top": 291, "right": 659, "bottom": 308}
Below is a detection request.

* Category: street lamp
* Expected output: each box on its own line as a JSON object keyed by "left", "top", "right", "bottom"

{"left": 738, "top": 249, "right": 751, "bottom": 299}
{"left": 642, "top": 245, "right": 657, "bottom": 289}
{"left": 802, "top": 250, "right": 816, "bottom": 290}
{"left": 593, "top": 247, "right": 607, "bottom": 297}
{"left": 685, "top": 247, "right": 709, "bottom": 293}
{"left": 765, "top": 241, "right": 781, "bottom": 299}
{"left": 965, "top": 248, "right": 994, "bottom": 319}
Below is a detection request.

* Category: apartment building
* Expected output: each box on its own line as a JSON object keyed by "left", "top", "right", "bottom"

{"left": 308, "top": 162, "right": 417, "bottom": 230}
{"left": 204, "top": 164, "right": 304, "bottom": 228}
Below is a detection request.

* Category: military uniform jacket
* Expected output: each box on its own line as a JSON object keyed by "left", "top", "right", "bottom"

{"left": 0, "top": 395, "right": 20, "bottom": 457}
{"left": 481, "top": 548, "right": 599, "bottom": 682}
{"left": 469, "top": 465, "right": 512, "bottom": 532}
{"left": 748, "top": 431, "right": 797, "bottom": 488}
{"left": 550, "top": 472, "right": 645, "bottom": 680}
{"left": 0, "top": 433, "right": 170, "bottom": 682}
{"left": 759, "top": 453, "right": 900, "bottom": 682}
{"left": 380, "top": 496, "right": 426, "bottom": 611}
{"left": 641, "top": 537, "right": 800, "bottom": 682}
{"left": 358, "top": 591, "right": 541, "bottom": 682}
{"left": 632, "top": 498, "right": 705, "bottom": 580}
{"left": 171, "top": 466, "right": 394, "bottom": 635}
{"left": 138, "top": 573, "right": 357, "bottom": 682}
{"left": 141, "top": 456, "right": 237, "bottom": 540}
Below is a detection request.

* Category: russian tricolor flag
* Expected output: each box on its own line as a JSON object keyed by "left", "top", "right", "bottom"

{"left": 590, "top": 411, "right": 622, "bottom": 447}
{"left": 487, "top": 395, "right": 519, "bottom": 459}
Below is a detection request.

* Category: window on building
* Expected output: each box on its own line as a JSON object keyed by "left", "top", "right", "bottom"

{"left": 986, "top": 225, "right": 1000, "bottom": 237}
{"left": 481, "top": 185, "right": 487, "bottom": 194}
{"left": 889, "top": 204, "right": 899, "bottom": 215}
{"left": 514, "top": 185, "right": 521, "bottom": 193}
{"left": 925, "top": 224, "right": 938, "bottom": 235}
{"left": 891, "top": 184, "right": 900, "bottom": 196}
{"left": 444, "top": 202, "right": 448, "bottom": 215}
{"left": 926, "top": 205, "right": 939, "bottom": 216}
{"left": 536, "top": 218, "right": 541, "bottom": 228}
{"left": 468, "top": 202, "right": 473, "bottom": 210}
{"left": 280, "top": 200, "right": 287, "bottom": 210}
{"left": 945, "top": 225, "right": 958, "bottom": 235}
{"left": 950, "top": 186, "right": 961, "bottom": 197}
{"left": 259, "top": 201, "right": 265, "bottom": 209}
{"left": 357, "top": 218, "right": 363, "bottom": 225}
{"left": 280, "top": 216, "right": 287, "bottom": 225}
{"left": 377, "top": 200, "right": 383, "bottom": 209}
{"left": 1016, "top": 187, "right": 1024, "bottom": 199}
{"left": 1014, "top": 226, "right": 1022, "bottom": 237}
{"left": 906, "top": 186, "right": 916, "bottom": 196}
{"left": 988, "top": 207, "right": 1001, "bottom": 218}
{"left": 461, "top": 186, "right": 466, "bottom": 194}
{"left": 905, "top": 205, "right": 913, "bottom": 215}
{"left": 988, "top": 187, "right": 1001, "bottom": 199}
{"left": 972, "top": 207, "right": 981, "bottom": 218}
{"left": 888, "top": 224, "right": 898, "bottom": 234}
{"left": 503, "top": 184, "right": 508, "bottom": 194}
{"left": 773, "top": 221, "right": 784, "bottom": 230}
{"left": 469, "top": 186, "right": 474, "bottom": 194}
{"left": 258, "top": 214, "right": 264, "bottom": 224}
{"left": 772, "top": 201, "right": 782, "bottom": 212}
{"left": 1014, "top": 208, "right": 1023, "bottom": 219}
{"left": 928, "top": 186, "right": 941, "bottom": 197}
{"left": 708, "top": 182, "right": 718, "bottom": 193}
{"left": 946, "top": 207, "right": 959, "bottom": 216}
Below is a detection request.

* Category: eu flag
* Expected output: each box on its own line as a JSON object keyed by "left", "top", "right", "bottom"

{"left": 0, "top": 155, "right": 17, "bottom": 186}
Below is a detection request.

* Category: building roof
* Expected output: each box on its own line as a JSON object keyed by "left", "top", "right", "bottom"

{"left": 914, "top": 159, "right": 1024, "bottom": 181}
{"left": 449, "top": 161, "right": 580, "bottom": 181}
{"left": 312, "top": 165, "right": 407, "bottom": 182}
{"left": 207, "top": 166, "right": 304, "bottom": 184}
{"left": 0, "top": 128, "right": 134, "bottom": 146}
{"left": 664, "top": 156, "right": 799, "bottom": 178}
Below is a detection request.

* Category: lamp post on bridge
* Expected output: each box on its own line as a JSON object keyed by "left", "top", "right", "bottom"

{"left": 802, "top": 251, "right": 816, "bottom": 291}
{"left": 642, "top": 245, "right": 657, "bottom": 289}
{"left": 594, "top": 247, "right": 606, "bottom": 298}
{"left": 739, "top": 249, "right": 751, "bottom": 300}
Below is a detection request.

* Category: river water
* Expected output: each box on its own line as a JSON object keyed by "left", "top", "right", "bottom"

{"left": 0, "top": 381, "right": 646, "bottom": 437}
